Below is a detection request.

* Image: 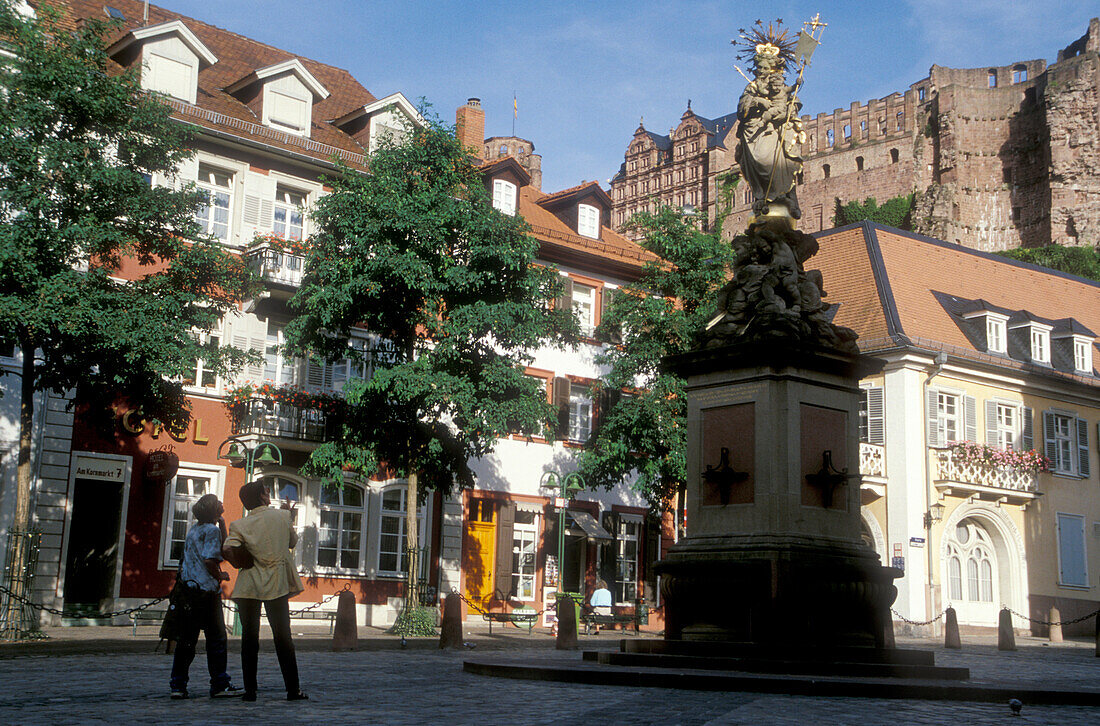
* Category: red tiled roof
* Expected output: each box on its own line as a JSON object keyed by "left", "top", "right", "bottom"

{"left": 58, "top": 0, "right": 377, "bottom": 169}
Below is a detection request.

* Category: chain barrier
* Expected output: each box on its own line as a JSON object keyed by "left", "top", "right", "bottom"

{"left": 890, "top": 608, "right": 946, "bottom": 626}
{"left": 0, "top": 582, "right": 169, "bottom": 620}
{"left": 223, "top": 583, "right": 350, "bottom": 617}
{"left": 1003, "top": 606, "right": 1100, "bottom": 628}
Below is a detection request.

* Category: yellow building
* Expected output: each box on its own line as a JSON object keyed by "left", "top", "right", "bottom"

{"left": 816, "top": 222, "right": 1099, "bottom": 635}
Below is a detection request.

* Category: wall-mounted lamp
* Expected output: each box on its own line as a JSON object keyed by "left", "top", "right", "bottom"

{"left": 923, "top": 501, "right": 946, "bottom": 529}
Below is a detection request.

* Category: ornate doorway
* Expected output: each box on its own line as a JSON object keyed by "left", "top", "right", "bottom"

{"left": 944, "top": 518, "right": 999, "bottom": 625}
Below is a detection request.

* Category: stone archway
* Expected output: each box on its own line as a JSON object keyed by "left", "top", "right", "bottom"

{"left": 938, "top": 503, "right": 1028, "bottom": 627}
{"left": 860, "top": 509, "right": 886, "bottom": 561}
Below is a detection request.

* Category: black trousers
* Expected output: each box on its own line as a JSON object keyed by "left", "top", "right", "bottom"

{"left": 169, "top": 587, "right": 229, "bottom": 692}
{"left": 236, "top": 596, "right": 300, "bottom": 695}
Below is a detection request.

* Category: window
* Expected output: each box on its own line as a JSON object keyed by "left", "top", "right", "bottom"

{"left": 572, "top": 282, "right": 596, "bottom": 336}
{"left": 986, "top": 317, "right": 1006, "bottom": 354}
{"left": 1044, "top": 412, "right": 1089, "bottom": 477}
{"left": 578, "top": 204, "right": 600, "bottom": 238}
{"left": 896, "top": 111, "right": 904, "bottom": 131}
{"left": 822, "top": 164, "right": 830, "bottom": 179}
{"left": 162, "top": 469, "right": 219, "bottom": 567}
{"left": 615, "top": 518, "right": 641, "bottom": 604}
{"left": 318, "top": 485, "right": 364, "bottom": 571}
{"left": 936, "top": 392, "right": 961, "bottom": 444}
{"left": 492, "top": 179, "right": 517, "bottom": 216}
{"left": 918, "top": 87, "right": 926, "bottom": 102}
{"left": 144, "top": 51, "right": 194, "bottom": 102}
{"left": 826, "top": 129, "right": 834, "bottom": 147}
{"left": 266, "top": 90, "right": 309, "bottom": 135}
{"left": 1012, "top": 65, "right": 1028, "bottom": 84}
{"left": 273, "top": 186, "right": 306, "bottom": 241}
{"left": 195, "top": 164, "right": 232, "bottom": 240}
{"left": 1073, "top": 338, "right": 1092, "bottom": 373}
{"left": 946, "top": 520, "right": 995, "bottom": 603}
{"left": 1057, "top": 513, "right": 1088, "bottom": 587}
{"left": 996, "top": 404, "right": 1017, "bottom": 450}
{"left": 510, "top": 510, "right": 539, "bottom": 602}
{"left": 988, "top": 70, "right": 998, "bottom": 88}
{"left": 856, "top": 156, "right": 864, "bottom": 172}
{"left": 859, "top": 387, "right": 885, "bottom": 445}
{"left": 568, "top": 390, "right": 593, "bottom": 443}
{"left": 1030, "top": 327, "right": 1050, "bottom": 364}
{"left": 377, "top": 486, "right": 425, "bottom": 575}
{"left": 1012, "top": 206, "right": 1022, "bottom": 223}
{"left": 264, "top": 323, "right": 297, "bottom": 385}
{"left": 860, "top": 120, "right": 868, "bottom": 137}
{"left": 890, "top": 148, "right": 899, "bottom": 164}
{"left": 183, "top": 331, "right": 220, "bottom": 389}
{"left": 843, "top": 124, "right": 851, "bottom": 140}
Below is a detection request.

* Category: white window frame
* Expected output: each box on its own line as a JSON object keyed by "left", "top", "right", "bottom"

{"left": 1073, "top": 337, "right": 1092, "bottom": 374}
{"left": 572, "top": 282, "right": 597, "bottom": 337}
{"left": 264, "top": 322, "right": 298, "bottom": 386}
{"left": 159, "top": 463, "right": 225, "bottom": 569}
{"left": 510, "top": 510, "right": 540, "bottom": 602}
{"left": 1051, "top": 412, "right": 1076, "bottom": 475}
{"left": 1030, "top": 325, "right": 1051, "bottom": 364}
{"left": 1056, "top": 512, "right": 1088, "bottom": 588}
{"left": 937, "top": 392, "right": 961, "bottom": 444}
{"left": 568, "top": 390, "right": 593, "bottom": 443}
{"left": 376, "top": 484, "right": 427, "bottom": 577}
{"left": 316, "top": 485, "right": 367, "bottom": 573}
{"left": 986, "top": 316, "right": 1007, "bottom": 354}
{"left": 615, "top": 516, "right": 642, "bottom": 605}
{"left": 195, "top": 163, "right": 233, "bottom": 241}
{"left": 273, "top": 185, "right": 307, "bottom": 242}
{"left": 182, "top": 328, "right": 223, "bottom": 392}
{"left": 143, "top": 50, "right": 196, "bottom": 103}
{"left": 995, "top": 403, "right": 1018, "bottom": 451}
{"left": 492, "top": 179, "right": 517, "bottom": 216}
{"left": 578, "top": 204, "right": 600, "bottom": 239}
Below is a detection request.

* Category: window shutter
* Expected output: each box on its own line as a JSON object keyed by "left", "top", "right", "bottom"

{"left": 494, "top": 502, "right": 515, "bottom": 600}
{"left": 172, "top": 153, "right": 198, "bottom": 190}
{"left": 1021, "top": 407, "right": 1034, "bottom": 451}
{"left": 1057, "top": 514, "right": 1087, "bottom": 586}
{"left": 595, "top": 386, "right": 621, "bottom": 438}
{"left": 964, "top": 396, "right": 977, "bottom": 443}
{"left": 242, "top": 170, "right": 276, "bottom": 238}
{"left": 1077, "top": 418, "right": 1090, "bottom": 479}
{"left": 230, "top": 314, "right": 266, "bottom": 383}
{"left": 866, "top": 387, "right": 885, "bottom": 445}
{"left": 985, "top": 400, "right": 999, "bottom": 446}
{"left": 556, "top": 276, "right": 574, "bottom": 314}
{"left": 926, "top": 388, "right": 941, "bottom": 447}
{"left": 601, "top": 287, "right": 621, "bottom": 344}
{"left": 1043, "top": 411, "right": 1058, "bottom": 466}
{"left": 553, "top": 377, "right": 571, "bottom": 439}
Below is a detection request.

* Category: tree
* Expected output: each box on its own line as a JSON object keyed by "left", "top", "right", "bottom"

{"left": 833, "top": 194, "right": 915, "bottom": 230}
{"left": 283, "top": 117, "right": 575, "bottom": 613}
{"left": 995, "top": 244, "right": 1100, "bottom": 283}
{"left": 578, "top": 207, "right": 735, "bottom": 511}
{"left": 0, "top": 6, "right": 257, "bottom": 581}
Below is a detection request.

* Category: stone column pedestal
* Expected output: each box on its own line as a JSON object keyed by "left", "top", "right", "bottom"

{"left": 659, "top": 342, "right": 898, "bottom": 648}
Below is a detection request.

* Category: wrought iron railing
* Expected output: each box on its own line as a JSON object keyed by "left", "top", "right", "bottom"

{"left": 235, "top": 399, "right": 328, "bottom": 442}
{"left": 859, "top": 442, "right": 886, "bottom": 478}
{"left": 933, "top": 447, "right": 1038, "bottom": 493}
{"left": 244, "top": 243, "right": 306, "bottom": 288}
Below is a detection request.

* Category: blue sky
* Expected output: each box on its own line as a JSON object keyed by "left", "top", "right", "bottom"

{"left": 164, "top": 0, "right": 1098, "bottom": 193}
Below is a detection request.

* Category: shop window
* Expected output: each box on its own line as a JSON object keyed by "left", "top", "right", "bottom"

{"left": 317, "top": 485, "right": 364, "bottom": 570}
{"left": 195, "top": 164, "right": 232, "bottom": 241}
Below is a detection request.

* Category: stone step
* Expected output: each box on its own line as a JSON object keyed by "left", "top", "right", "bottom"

{"left": 620, "top": 639, "right": 937, "bottom": 666}
{"left": 592, "top": 651, "right": 969, "bottom": 680}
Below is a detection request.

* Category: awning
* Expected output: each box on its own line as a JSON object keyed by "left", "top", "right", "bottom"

{"left": 565, "top": 510, "right": 613, "bottom": 541}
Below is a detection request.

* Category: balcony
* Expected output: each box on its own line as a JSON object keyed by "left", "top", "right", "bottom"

{"left": 859, "top": 442, "right": 886, "bottom": 502}
{"left": 234, "top": 399, "right": 329, "bottom": 448}
{"left": 933, "top": 447, "right": 1040, "bottom": 505}
{"left": 244, "top": 241, "right": 305, "bottom": 290}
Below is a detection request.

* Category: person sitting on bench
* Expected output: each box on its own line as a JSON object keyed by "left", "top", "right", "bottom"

{"left": 589, "top": 580, "right": 612, "bottom": 633}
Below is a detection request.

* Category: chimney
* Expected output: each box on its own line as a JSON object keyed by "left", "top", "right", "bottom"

{"left": 455, "top": 98, "right": 485, "bottom": 159}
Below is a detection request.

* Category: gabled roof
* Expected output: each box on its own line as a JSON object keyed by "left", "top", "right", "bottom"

{"left": 537, "top": 180, "right": 613, "bottom": 211}
{"left": 62, "top": 0, "right": 381, "bottom": 169}
{"left": 106, "top": 18, "right": 218, "bottom": 66}
{"left": 225, "top": 57, "right": 330, "bottom": 99}
{"left": 696, "top": 111, "right": 738, "bottom": 149}
{"left": 813, "top": 222, "right": 1100, "bottom": 383}
{"left": 477, "top": 156, "right": 531, "bottom": 186}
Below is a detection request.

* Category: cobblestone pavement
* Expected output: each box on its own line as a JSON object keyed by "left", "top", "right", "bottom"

{"left": 0, "top": 633, "right": 1098, "bottom": 724}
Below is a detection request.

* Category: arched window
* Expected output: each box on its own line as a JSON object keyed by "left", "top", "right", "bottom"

{"left": 500, "top": 143, "right": 508, "bottom": 155}
{"left": 823, "top": 164, "right": 831, "bottom": 179}
{"left": 317, "top": 485, "right": 365, "bottom": 570}
{"left": 890, "top": 148, "right": 900, "bottom": 164}
{"left": 856, "top": 156, "right": 864, "bottom": 172}
{"left": 260, "top": 475, "right": 301, "bottom": 526}
{"left": 949, "top": 556, "right": 963, "bottom": 601}
{"left": 826, "top": 128, "right": 834, "bottom": 147}
{"left": 947, "top": 519, "right": 997, "bottom": 604}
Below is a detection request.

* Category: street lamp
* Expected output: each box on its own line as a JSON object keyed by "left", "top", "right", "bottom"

{"left": 540, "top": 471, "right": 585, "bottom": 596}
{"left": 217, "top": 435, "right": 283, "bottom": 483}
{"left": 923, "top": 500, "right": 945, "bottom": 529}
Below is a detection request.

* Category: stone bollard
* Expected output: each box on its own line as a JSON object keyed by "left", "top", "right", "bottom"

{"left": 331, "top": 589, "right": 358, "bottom": 651}
{"left": 438, "top": 593, "right": 463, "bottom": 650}
{"left": 1048, "top": 606, "right": 1063, "bottom": 643}
{"left": 883, "top": 615, "right": 896, "bottom": 649}
{"left": 997, "top": 608, "right": 1016, "bottom": 651}
{"left": 555, "top": 594, "right": 578, "bottom": 650}
{"left": 944, "top": 607, "right": 961, "bottom": 649}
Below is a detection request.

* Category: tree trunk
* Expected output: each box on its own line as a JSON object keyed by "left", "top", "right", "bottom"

{"left": 3, "top": 343, "right": 36, "bottom": 630}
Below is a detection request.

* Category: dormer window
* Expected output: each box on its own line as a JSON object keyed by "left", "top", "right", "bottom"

{"left": 1030, "top": 327, "right": 1051, "bottom": 364}
{"left": 986, "top": 317, "right": 1007, "bottom": 354}
{"left": 145, "top": 50, "right": 195, "bottom": 102}
{"left": 266, "top": 88, "right": 310, "bottom": 135}
{"left": 578, "top": 204, "right": 600, "bottom": 239}
{"left": 226, "top": 58, "right": 329, "bottom": 139}
{"left": 107, "top": 20, "right": 218, "bottom": 106}
{"left": 1073, "top": 337, "right": 1092, "bottom": 374}
{"left": 492, "top": 180, "right": 517, "bottom": 216}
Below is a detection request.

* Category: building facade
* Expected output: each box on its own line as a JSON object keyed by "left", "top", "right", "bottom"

{"left": 611, "top": 18, "right": 1100, "bottom": 252}
{"left": 815, "top": 222, "right": 1100, "bottom": 635}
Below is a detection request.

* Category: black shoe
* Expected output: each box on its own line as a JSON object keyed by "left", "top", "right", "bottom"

{"left": 242, "top": 691, "right": 257, "bottom": 702}
{"left": 170, "top": 688, "right": 188, "bottom": 700}
{"left": 287, "top": 690, "right": 308, "bottom": 701}
{"left": 211, "top": 684, "right": 244, "bottom": 698}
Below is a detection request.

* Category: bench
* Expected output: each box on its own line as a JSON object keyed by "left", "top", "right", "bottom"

{"left": 581, "top": 599, "right": 650, "bottom": 635}
{"left": 481, "top": 608, "right": 538, "bottom": 635}
{"left": 288, "top": 609, "right": 339, "bottom": 635}
{"left": 130, "top": 609, "right": 167, "bottom": 636}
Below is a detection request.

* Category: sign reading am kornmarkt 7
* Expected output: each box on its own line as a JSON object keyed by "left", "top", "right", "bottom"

{"left": 73, "top": 455, "right": 125, "bottom": 482}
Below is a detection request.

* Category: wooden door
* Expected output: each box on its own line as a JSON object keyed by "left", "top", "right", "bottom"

{"left": 463, "top": 500, "right": 496, "bottom": 607}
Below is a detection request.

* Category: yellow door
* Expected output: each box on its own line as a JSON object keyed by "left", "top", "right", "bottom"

{"left": 464, "top": 500, "right": 496, "bottom": 607}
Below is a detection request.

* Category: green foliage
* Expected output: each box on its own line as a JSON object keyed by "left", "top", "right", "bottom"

{"left": 389, "top": 606, "right": 437, "bottom": 636}
{"left": 833, "top": 194, "right": 915, "bottom": 230}
{"left": 995, "top": 244, "right": 1100, "bottom": 282}
{"left": 0, "top": 4, "right": 257, "bottom": 429}
{"left": 285, "top": 116, "right": 576, "bottom": 495}
{"left": 579, "top": 207, "right": 736, "bottom": 510}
